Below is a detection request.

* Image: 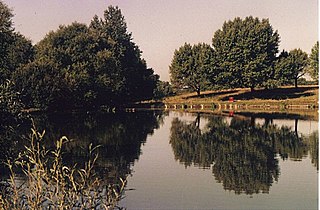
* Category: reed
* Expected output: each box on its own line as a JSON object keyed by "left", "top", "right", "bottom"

{"left": 0, "top": 125, "right": 126, "bottom": 209}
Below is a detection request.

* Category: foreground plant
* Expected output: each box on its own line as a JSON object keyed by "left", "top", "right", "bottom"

{"left": 0, "top": 127, "right": 126, "bottom": 209}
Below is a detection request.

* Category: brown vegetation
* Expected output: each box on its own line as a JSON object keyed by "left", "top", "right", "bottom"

{"left": 164, "top": 85, "right": 318, "bottom": 105}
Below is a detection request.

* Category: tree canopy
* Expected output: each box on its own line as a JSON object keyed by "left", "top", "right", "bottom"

{"left": 11, "top": 6, "right": 159, "bottom": 111}
{"left": 0, "top": 1, "right": 34, "bottom": 84}
{"left": 309, "top": 41, "right": 319, "bottom": 81}
{"left": 212, "top": 16, "right": 280, "bottom": 91}
{"left": 274, "top": 49, "right": 308, "bottom": 88}
{"left": 170, "top": 43, "right": 215, "bottom": 96}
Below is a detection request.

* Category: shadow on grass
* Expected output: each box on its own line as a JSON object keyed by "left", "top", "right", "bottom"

{"left": 183, "top": 90, "right": 238, "bottom": 99}
{"left": 220, "top": 86, "right": 318, "bottom": 101}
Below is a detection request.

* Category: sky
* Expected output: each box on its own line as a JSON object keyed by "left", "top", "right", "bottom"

{"left": 5, "top": 0, "right": 318, "bottom": 81}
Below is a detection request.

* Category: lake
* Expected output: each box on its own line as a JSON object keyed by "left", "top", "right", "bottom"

{"left": 0, "top": 110, "right": 318, "bottom": 209}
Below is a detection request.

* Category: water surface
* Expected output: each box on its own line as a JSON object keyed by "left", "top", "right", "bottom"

{"left": 1, "top": 111, "right": 318, "bottom": 209}
{"left": 119, "top": 111, "right": 318, "bottom": 209}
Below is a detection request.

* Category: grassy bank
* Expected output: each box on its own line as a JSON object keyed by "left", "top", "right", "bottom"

{"left": 164, "top": 85, "right": 318, "bottom": 106}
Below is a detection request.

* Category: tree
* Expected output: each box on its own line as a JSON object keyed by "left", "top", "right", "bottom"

{"left": 99, "top": 6, "right": 158, "bottom": 101}
{"left": 170, "top": 43, "right": 215, "bottom": 96}
{"left": 0, "top": 0, "right": 13, "bottom": 82}
{"left": 274, "top": 50, "right": 291, "bottom": 86}
{"left": 153, "top": 81, "right": 175, "bottom": 99}
{"left": 19, "top": 6, "right": 159, "bottom": 110}
{"left": 0, "top": 1, "right": 34, "bottom": 84}
{"left": 275, "top": 49, "right": 308, "bottom": 88}
{"left": 212, "top": 16, "right": 280, "bottom": 91}
{"left": 289, "top": 49, "right": 309, "bottom": 88}
{"left": 13, "top": 58, "right": 68, "bottom": 111}
{"left": 309, "top": 41, "right": 318, "bottom": 81}
{"left": 7, "top": 33, "right": 34, "bottom": 70}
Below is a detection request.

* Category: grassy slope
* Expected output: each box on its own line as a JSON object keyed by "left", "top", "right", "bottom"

{"left": 164, "top": 85, "right": 319, "bottom": 105}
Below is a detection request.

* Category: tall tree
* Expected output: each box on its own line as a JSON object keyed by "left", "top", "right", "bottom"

{"left": 170, "top": 43, "right": 215, "bottom": 96}
{"left": 15, "top": 6, "right": 158, "bottom": 110}
{"left": 289, "top": 49, "right": 309, "bottom": 88}
{"left": 274, "top": 50, "right": 291, "bottom": 86}
{"left": 275, "top": 49, "right": 308, "bottom": 88}
{"left": 212, "top": 16, "right": 280, "bottom": 91}
{"left": 102, "top": 6, "right": 158, "bottom": 101}
{"left": 0, "top": 1, "right": 15, "bottom": 83}
{"left": 0, "top": 1, "right": 34, "bottom": 83}
{"left": 309, "top": 41, "right": 318, "bottom": 81}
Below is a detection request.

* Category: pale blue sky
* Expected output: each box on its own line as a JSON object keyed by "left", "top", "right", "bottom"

{"left": 5, "top": 0, "right": 318, "bottom": 81}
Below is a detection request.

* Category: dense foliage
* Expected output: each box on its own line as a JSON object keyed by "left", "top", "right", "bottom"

{"left": 0, "top": 1, "right": 34, "bottom": 84}
{"left": 12, "top": 6, "right": 158, "bottom": 111}
{"left": 170, "top": 43, "right": 215, "bottom": 95}
{"left": 0, "top": 80, "right": 24, "bottom": 122}
{"left": 1, "top": 2, "right": 159, "bottom": 112}
{"left": 1, "top": 0, "right": 318, "bottom": 112}
{"left": 153, "top": 81, "right": 175, "bottom": 99}
{"left": 212, "top": 17, "right": 280, "bottom": 91}
{"left": 309, "top": 41, "right": 319, "bottom": 81}
{"left": 274, "top": 49, "right": 309, "bottom": 88}
{"left": 170, "top": 16, "right": 317, "bottom": 95}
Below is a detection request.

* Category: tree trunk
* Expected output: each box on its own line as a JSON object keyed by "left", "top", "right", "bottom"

{"left": 294, "top": 78, "right": 298, "bottom": 88}
{"left": 294, "top": 118, "right": 299, "bottom": 139}
{"left": 196, "top": 89, "right": 200, "bottom": 97}
{"left": 195, "top": 113, "right": 200, "bottom": 128}
{"left": 250, "top": 117, "right": 256, "bottom": 127}
{"left": 264, "top": 118, "right": 273, "bottom": 127}
{"left": 250, "top": 87, "right": 255, "bottom": 92}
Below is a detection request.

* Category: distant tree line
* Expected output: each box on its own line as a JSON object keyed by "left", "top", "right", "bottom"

{"left": 1, "top": 1, "right": 161, "bottom": 112}
{"left": 170, "top": 16, "right": 319, "bottom": 95}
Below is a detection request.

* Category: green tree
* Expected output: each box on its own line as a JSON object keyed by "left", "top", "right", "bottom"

{"left": 153, "top": 81, "right": 175, "bottom": 99}
{"left": 170, "top": 43, "right": 214, "bottom": 96}
{"left": 309, "top": 41, "right": 318, "bottom": 81}
{"left": 0, "top": 0, "right": 14, "bottom": 83}
{"left": 212, "top": 16, "right": 280, "bottom": 91}
{"left": 274, "top": 50, "right": 291, "bottom": 86}
{"left": 92, "top": 6, "right": 158, "bottom": 101}
{"left": 7, "top": 33, "right": 34, "bottom": 70}
{"left": 105, "top": 6, "right": 159, "bottom": 101}
{"left": 13, "top": 58, "right": 68, "bottom": 111}
{"left": 21, "top": 6, "right": 158, "bottom": 110}
{"left": 0, "top": 1, "right": 34, "bottom": 84}
{"left": 275, "top": 49, "right": 308, "bottom": 88}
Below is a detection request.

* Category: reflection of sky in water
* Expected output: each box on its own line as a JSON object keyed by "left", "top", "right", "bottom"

{"left": 170, "top": 112, "right": 318, "bottom": 136}
{"left": 273, "top": 119, "right": 318, "bottom": 136}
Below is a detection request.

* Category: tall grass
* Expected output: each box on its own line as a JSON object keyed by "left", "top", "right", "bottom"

{"left": 0, "top": 126, "right": 126, "bottom": 209}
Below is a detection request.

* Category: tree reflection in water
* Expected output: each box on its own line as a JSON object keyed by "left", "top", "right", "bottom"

{"left": 0, "top": 111, "right": 164, "bottom": 188}
{"left": 170, "top": 113, "right": 318, "bottom": 195}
